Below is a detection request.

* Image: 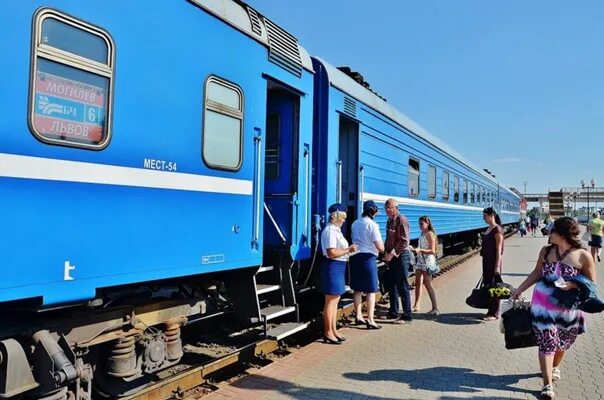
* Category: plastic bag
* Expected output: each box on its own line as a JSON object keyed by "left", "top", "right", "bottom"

{"left": 487, "top": 282, "right": 514, "bottom": 299}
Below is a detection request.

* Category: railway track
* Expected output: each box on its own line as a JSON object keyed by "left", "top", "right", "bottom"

{"left": 124, "top": 231, "right": 516, "bottom": 400}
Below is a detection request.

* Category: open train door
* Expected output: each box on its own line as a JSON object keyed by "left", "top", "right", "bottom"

{"left": 336, "top": 115, "right": 360, "bottom": 239}
{"left": 263, "top": 81, "right": 311, "bottom": 262}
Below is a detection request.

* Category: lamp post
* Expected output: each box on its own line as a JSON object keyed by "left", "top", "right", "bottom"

{"left": 572, "top": 191, "right": 577, "bottom": 218}
{"left": 581, "top": 178, "right": 596, "bottom": 218}
{"left": 591, "top": 179, "right": 596, "bottom": 216}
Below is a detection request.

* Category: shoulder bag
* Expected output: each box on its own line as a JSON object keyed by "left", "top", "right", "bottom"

{"left": 465, "top": 277, "right": 491, "bottom": 309}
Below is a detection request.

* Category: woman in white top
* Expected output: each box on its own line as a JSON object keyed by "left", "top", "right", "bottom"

{"left": 350, "top": 200, "right": 384, "bottom": 329}
{"left": 411, "top": 215, "right": 439, "bottom": 315}
{"left": 320, "top": 203, "right": 358, "bottom": 345}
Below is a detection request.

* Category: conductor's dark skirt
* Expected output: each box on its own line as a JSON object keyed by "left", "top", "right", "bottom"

{"left": 321, "top": 259, "right": 346, "bottom": 295}
{"left": 350, "top": 253, "right": 378, "bottom": 293}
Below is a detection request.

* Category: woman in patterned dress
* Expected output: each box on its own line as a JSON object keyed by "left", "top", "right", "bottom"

{"left": 513, "top": 217, "right": 596, "bottom": 400}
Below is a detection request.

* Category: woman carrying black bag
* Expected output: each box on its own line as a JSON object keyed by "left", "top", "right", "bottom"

{"left": 512, "top": 217, "right": 596, "bottom": 400}
{"left": 480, "top": 207, "right": 504, "bottom": 321}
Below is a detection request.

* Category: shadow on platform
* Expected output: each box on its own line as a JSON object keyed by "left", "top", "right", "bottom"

{"left": 501, "top": 272, "right": 530, "bottom": 277}
{"left": 422, "top": 312, "right": 485, "bottom": 325}
{"left": 229, "top": 374, "right": 395, "bottom": 400}
{"left": 439, "top": 397, "right": 527, "bottom": 400}
{"left": 343, "top": 367, "right": 540, "bottom": 397}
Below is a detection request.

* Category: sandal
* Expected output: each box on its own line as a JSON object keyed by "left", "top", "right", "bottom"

{"left": 427, "top": 309, "right": 440, "bottom": 316}
{"left": 552, "top": 367, "right": 561, "bottom": 381}
{"left": 541, "top": 384, "right": 555, "bottom": 399}
{"left": 412, "top": 305, "right": 420, "bottom": 312}
{"left": 482, "top": 316, "right": 498, "bottom": 321}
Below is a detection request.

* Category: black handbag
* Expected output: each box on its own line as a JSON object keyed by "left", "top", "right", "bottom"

{"left": 502, "top": 302, "right": 537, "bottom": 349}
{"left": 465, "top": 278, "right": 491, "bottom": 309}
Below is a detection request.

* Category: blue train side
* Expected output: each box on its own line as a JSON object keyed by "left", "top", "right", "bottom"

{"left": 1, "top": 0, "right": 314, "bottom": 308}
{"left": 312, "top": 58, "right": 519, "bottom": 247}
{"left": 0, "top": 1, "right": 519, "bottom": 398}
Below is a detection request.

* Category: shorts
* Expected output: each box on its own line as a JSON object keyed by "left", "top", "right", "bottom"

{"left": 589, "top": 235, "right": 603, "bottom": 248}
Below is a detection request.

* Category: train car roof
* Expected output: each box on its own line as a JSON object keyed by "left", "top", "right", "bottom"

{"left": 314, "top": 56, "right": 512, "bottom": 189}
{"left": 188, "top": 0, "right": 313, "bottom": 73}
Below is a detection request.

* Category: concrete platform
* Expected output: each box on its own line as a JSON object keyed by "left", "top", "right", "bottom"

{"left": 201, "top": 236, "right": 604, "bottom": 400}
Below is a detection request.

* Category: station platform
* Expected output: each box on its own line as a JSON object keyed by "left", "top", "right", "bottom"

{"left": 201, "top": 235, "right": 604, "bottom": 400}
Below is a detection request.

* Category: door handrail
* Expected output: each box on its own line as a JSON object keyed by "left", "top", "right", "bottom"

{"left": 336, "top": 159, "right": 342, "bottom": 203}
{"left": 303, "top": 144, "right": 310, "bottom": 239}
{"left": 359, "top": 164, "right": 365, "bottom": 207}
{"left": 252, "top": 128, "right": 263, "bottom": 249}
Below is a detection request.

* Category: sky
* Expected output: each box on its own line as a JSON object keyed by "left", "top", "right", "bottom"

{"left": 250, "top": 0, "right": 604, "bottom": 197}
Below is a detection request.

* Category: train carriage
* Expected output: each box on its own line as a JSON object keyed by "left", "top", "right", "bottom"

{"left": 0, "top": 1, "right": 519, "bottom": 399}
{"left": 311, "top": 58, "right": 519, "bottom": 250}
{"left": 1, "top": 1, "right": 315, "bottom": 398}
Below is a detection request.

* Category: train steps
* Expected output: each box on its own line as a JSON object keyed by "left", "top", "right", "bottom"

{"left": 253, "top": 265, "right": 306, "bottom": 340}
{"left": 223, "top": 265, "right": 306, "bottom": 341}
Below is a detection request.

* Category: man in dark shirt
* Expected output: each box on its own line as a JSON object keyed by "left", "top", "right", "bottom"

{"left": 384, "top": 198, "right": 413, "bottom": 322}
{"left": 530, "top": 214, "right": 539, "bottom": 237}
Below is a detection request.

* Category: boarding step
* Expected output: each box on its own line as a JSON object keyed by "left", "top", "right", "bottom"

{"left": 257, "top": 265, "right": 274, "bottom": 274}
{"left": 339, "top": 297, "right": 354, "bottom": 311}
{"left": 261, "top": 305, "right": 296, "bottom": 321}
{"left": 256, "top": 284, "right": 281, "bottom": 295}
{"left": 251, "top": 305, "right": 296, "bottom": 323}
{"left": 266, "top": 322, "right": 309, "bottom": 341}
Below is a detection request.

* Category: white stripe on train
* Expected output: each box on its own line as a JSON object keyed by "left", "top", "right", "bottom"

{"left": 0, "top": 152, "right": 253, "bottom": 195}
{"left": 362, "top": 192, "right": 519, "bottom": 214}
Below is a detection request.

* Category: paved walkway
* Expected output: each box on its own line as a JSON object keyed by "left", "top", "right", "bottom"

{"left": 202, "top": 236, "right": 604, "bottom": 399}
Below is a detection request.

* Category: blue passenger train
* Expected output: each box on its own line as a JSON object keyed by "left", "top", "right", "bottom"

{"left": 0, "top": 1, "right": 519, "bottom": 398}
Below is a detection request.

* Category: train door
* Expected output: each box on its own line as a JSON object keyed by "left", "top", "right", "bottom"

{"left": 263, "top": 83, "right": 301, "bottom": 258}
{"left": 337, "top": 115, "right": 359, "bottom": 238}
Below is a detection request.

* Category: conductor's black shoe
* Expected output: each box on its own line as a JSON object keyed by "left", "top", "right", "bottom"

{"left": 366, "top": 322, "right": 382, "bottom": 329}
{"left": 322, "top": 336, "right": 341, "bottom": 345}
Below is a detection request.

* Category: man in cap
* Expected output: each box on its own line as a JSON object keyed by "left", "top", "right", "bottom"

{"left": 383, "top": 198, "right": 413, "bottom": 323}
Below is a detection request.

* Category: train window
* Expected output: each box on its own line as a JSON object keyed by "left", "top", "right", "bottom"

{"left": 408, "top": 158, "right": 420, "bottom": 197}
{"left": 477, "top": 186, "right": 481, "bottom": 204}
{"left": 265, "top": 114, "right": 280, "bottom": 179}
{"left": 442, "top": 171, "right": 450, "bottom": 200}
{"left": 453, "top": 176, "right": 460, "bottom": 202}
{"left": 463, "top": 180, "right": 468, "bottom": 204}
{"left": 427, "top": 165, "right": 436, "bottom": 199}
{"left": 203, "top": 77, "right": 244, "bottom": 170}
{"left": 470, "top": 183, "right": 476, "bottom": 204}
{"left": 29, "top": 9, "right": 114, "bottom": 149}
